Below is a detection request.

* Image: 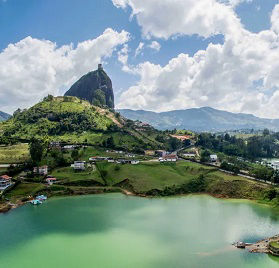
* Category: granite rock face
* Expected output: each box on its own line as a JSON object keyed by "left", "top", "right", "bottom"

{"left": 65, "top": 64, "right": 114, "bottom": 108}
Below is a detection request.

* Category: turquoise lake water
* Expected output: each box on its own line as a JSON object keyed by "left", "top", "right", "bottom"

{"left": 0, "top": 194, "right": 279, "bottom": 268}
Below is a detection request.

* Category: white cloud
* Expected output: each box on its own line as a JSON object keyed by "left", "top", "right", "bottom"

{"left": 148, "top": 41, "right": 161, "bottom": 52}
{"left": 135, "top": 42, "right": 144, "bottom": 57}
{"left": 218, "top": 0, "right": 253, "bottom": 7}
{"left": 0, "top": 28, "right": 130, "bottom": 113}
{"left": 117, "top": 3, "right": 279, "bottom": 118}
{"left": 271, "top": 4, "right": 279, "bottom": 34}
{"left": 118, "top": 44, "right": 129, "bottom": 65}
{"left": 112, "top": 0, "right": 243, "bottom": 39}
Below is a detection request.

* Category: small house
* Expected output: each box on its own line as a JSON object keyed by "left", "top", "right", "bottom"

{"left": 125, "top": 154, "right": 135, "bottom": 158}
{"left": 145, "top": 150, "right": 155, "bottom": 156}
{"left": 33, "top": 166, "right": 48, "bottom": 175}
{"left": 49, "top": 141, "right": 61, "bottom": 150}
{"left": 210, "top": 155, "right": 218, "bottom": 162}
{"left": 46, "top": 177, "right": 57, "bottom": 185}
{"left": 164, "top": 155, "right": 178, "bottom": 162}
{"left": 155, "top": 150, "right": 167, "bottom": 157}
{"left": 183, "top": 153, "right": 196, "bottom": 158}
{"left": 107, "top": 158, "right": 115, "bottom": 163}
{"left": 89, "top": 157, "right": 97, "bottom": 162}
{"left": 63, "top": 145, "right": 77, "bottom": 150}
{"left": 0, "top": 175, "right": 12, "bottom": 190}
{"left": 74, "top": 161, "right": 86, "bottom": 170}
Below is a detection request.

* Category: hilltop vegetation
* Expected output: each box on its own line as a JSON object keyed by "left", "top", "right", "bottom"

{"left": 0, "top": 96, "right": 165, "bottom": 151}
{"left": 196, "top": 130, "right": 279, "bottom": 159}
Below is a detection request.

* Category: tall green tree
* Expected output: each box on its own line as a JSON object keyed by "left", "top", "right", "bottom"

{"left": 29, "top": 138, "right": 45, "bottom": 165}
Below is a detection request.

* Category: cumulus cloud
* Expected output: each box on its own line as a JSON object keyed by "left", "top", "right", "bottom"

{"left": 117, "top": 2, "right": 279, "bottom": 118}
{"left": 0, "top": 28, "right": 130, "bottom": 113}
{"left": 148, "top": 41, "right": 161, "bottom": 52}
{"left": 112, "top": 0, "right": 243, "bottom": 39}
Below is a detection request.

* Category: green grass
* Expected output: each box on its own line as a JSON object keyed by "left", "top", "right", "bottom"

{"left": 78, "top": 146, "right": 150, "bottom": 161}
{"left": 270, "top": 241, "right": 279, "bottom": 249}
{"left": 51, "top": 166, "right": 103, "bottom": 184}
{"left": 2, "top": 160, "right": 276, "bottom": 204}
{"left": 97, "top": 161, "right": 214, "bottom": 191}
{"left": 51, "top": 161, "right": 270, "bottom": 199}
{"left": 5, "top": 183, "right": 45, "bottom": 201}
{"left": 0, "top": 143, "right": 30, "bottom": 164}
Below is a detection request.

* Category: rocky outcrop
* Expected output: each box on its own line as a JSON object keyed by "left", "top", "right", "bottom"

{"left": 65, "top": 64, "right": 114, "bottom": 108}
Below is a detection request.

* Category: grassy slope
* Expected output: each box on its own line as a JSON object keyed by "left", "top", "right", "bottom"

{"left": 270, "top": 241, "right": 279, "bottom": 249}
{"left": 3, "top": 161, "right": 277, "bottom": 207}
{"left": 0, "top": 96, "right": 164, "bottom": 150}
{"left": 51, "top": 166, "right": 104, "bottom": 184}
{"left": 5, "top": 183, "right": 46, "bottom": 202}
{"left": 0, "top": 143, "right": 29, "bottom": 164}
{"left": 0, "top": 97, "right": 112, "bottom": 139}
{"left": 92, "top": 161, "right": 271, "bottom": 199}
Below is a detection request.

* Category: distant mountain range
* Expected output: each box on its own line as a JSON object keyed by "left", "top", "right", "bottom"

{"left": 0, "top": 111, "right": 11, "bottom": 122}
{"left": 118, "top": 107, "right": 279, "bottom": 131}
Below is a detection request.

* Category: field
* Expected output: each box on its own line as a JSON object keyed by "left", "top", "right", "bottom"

{"left": 270, "top": 241, "right": 279, "bottom": 249}
{"left": 2, "top": 160, "right": 276, "bottom": 208}
{"left": 51, "top": 166, "right": 104, "bottom": 184}
{"left": 5, "top": 183, "right": 46, "bottom": 202}
{"left": 94, "top": 161, "right": 269, "bottom": 198}
{"left": 96, "top": 161, "right": 210, "bottom": 191}
{"left": 79, "top": 146, "right": 150, "bottom": 161}
{"left": 0, "top": 143, "right": 30, "bottom": 164}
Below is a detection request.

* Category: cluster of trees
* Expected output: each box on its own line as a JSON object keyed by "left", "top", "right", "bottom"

{"left": 196, "top": 131, "right": 279, "bottom": 160}
{"left": 250, "top": 165, "right": 279, "bottom": 184}
{"left": 220, "top": 161, "right": 240, "bottom": 174}
{"left": 29, "top": 139, "right": 72, "bottom": 170}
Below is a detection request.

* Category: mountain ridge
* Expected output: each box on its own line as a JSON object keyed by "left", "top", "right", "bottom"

{"left": 0, "top": 111, "right": 11, "bottom": 122}
{"left": 117, "top": 107, "right": 279, "bottom": 131}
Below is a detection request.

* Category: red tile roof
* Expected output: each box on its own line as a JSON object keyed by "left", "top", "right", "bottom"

{"left": 0, "top": 175, "right": 12, "bottom": 180}
{"left": 46, "top": 178, "right": 56, "bottom": 181}
{"left": 164, "top": 155, "right": 177, "bottom": 159}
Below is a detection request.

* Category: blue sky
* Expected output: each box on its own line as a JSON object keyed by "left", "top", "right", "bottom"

{"left": 1, "top": 0, "right": 279, "bottom": 118}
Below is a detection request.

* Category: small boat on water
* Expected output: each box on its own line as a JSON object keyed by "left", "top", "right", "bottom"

{"left": 36, "top": 195, "right": 47, "bottom": 201}
{"left": 30, "top": 199, "right": 42, "bottom": 205}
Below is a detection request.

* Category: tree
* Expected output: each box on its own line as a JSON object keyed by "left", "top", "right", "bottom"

{"left": 263, "top": 128, "right": 270, "bottom": 136}
{"left": 246, "top": 137, "right": 262, "bottom": 159}
{"left": 200, "top": 150, "right": 210, "bottom": 163}
{"left": 29, "top": 138, "right": 45, "bottom": 165}
{"left": 168, "top": 137, "right": 182, "bottom": 151}
{"left": 71, "top": 149, "right": 79, "bottom": 161}
{"left": 106, "top": 136, "right": 115, "bottom": 148}
{"left": 183, "top": 139, "right": 191, "bottom": 147}
{"left": 251, "top": 165, "right": 273, "bottom": 182}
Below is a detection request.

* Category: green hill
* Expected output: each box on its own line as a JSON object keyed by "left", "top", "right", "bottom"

{"left": 0, "top": 96, "right": 164, "bottom": 151}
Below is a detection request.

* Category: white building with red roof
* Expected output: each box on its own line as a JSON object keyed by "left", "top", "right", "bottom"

{"left": 0, "top": 175, "right": 12, "bottom": 190}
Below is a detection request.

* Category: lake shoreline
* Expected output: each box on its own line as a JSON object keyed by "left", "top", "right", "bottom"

{"left": 0, "top": 186, "right": 277, "bottom": 214}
